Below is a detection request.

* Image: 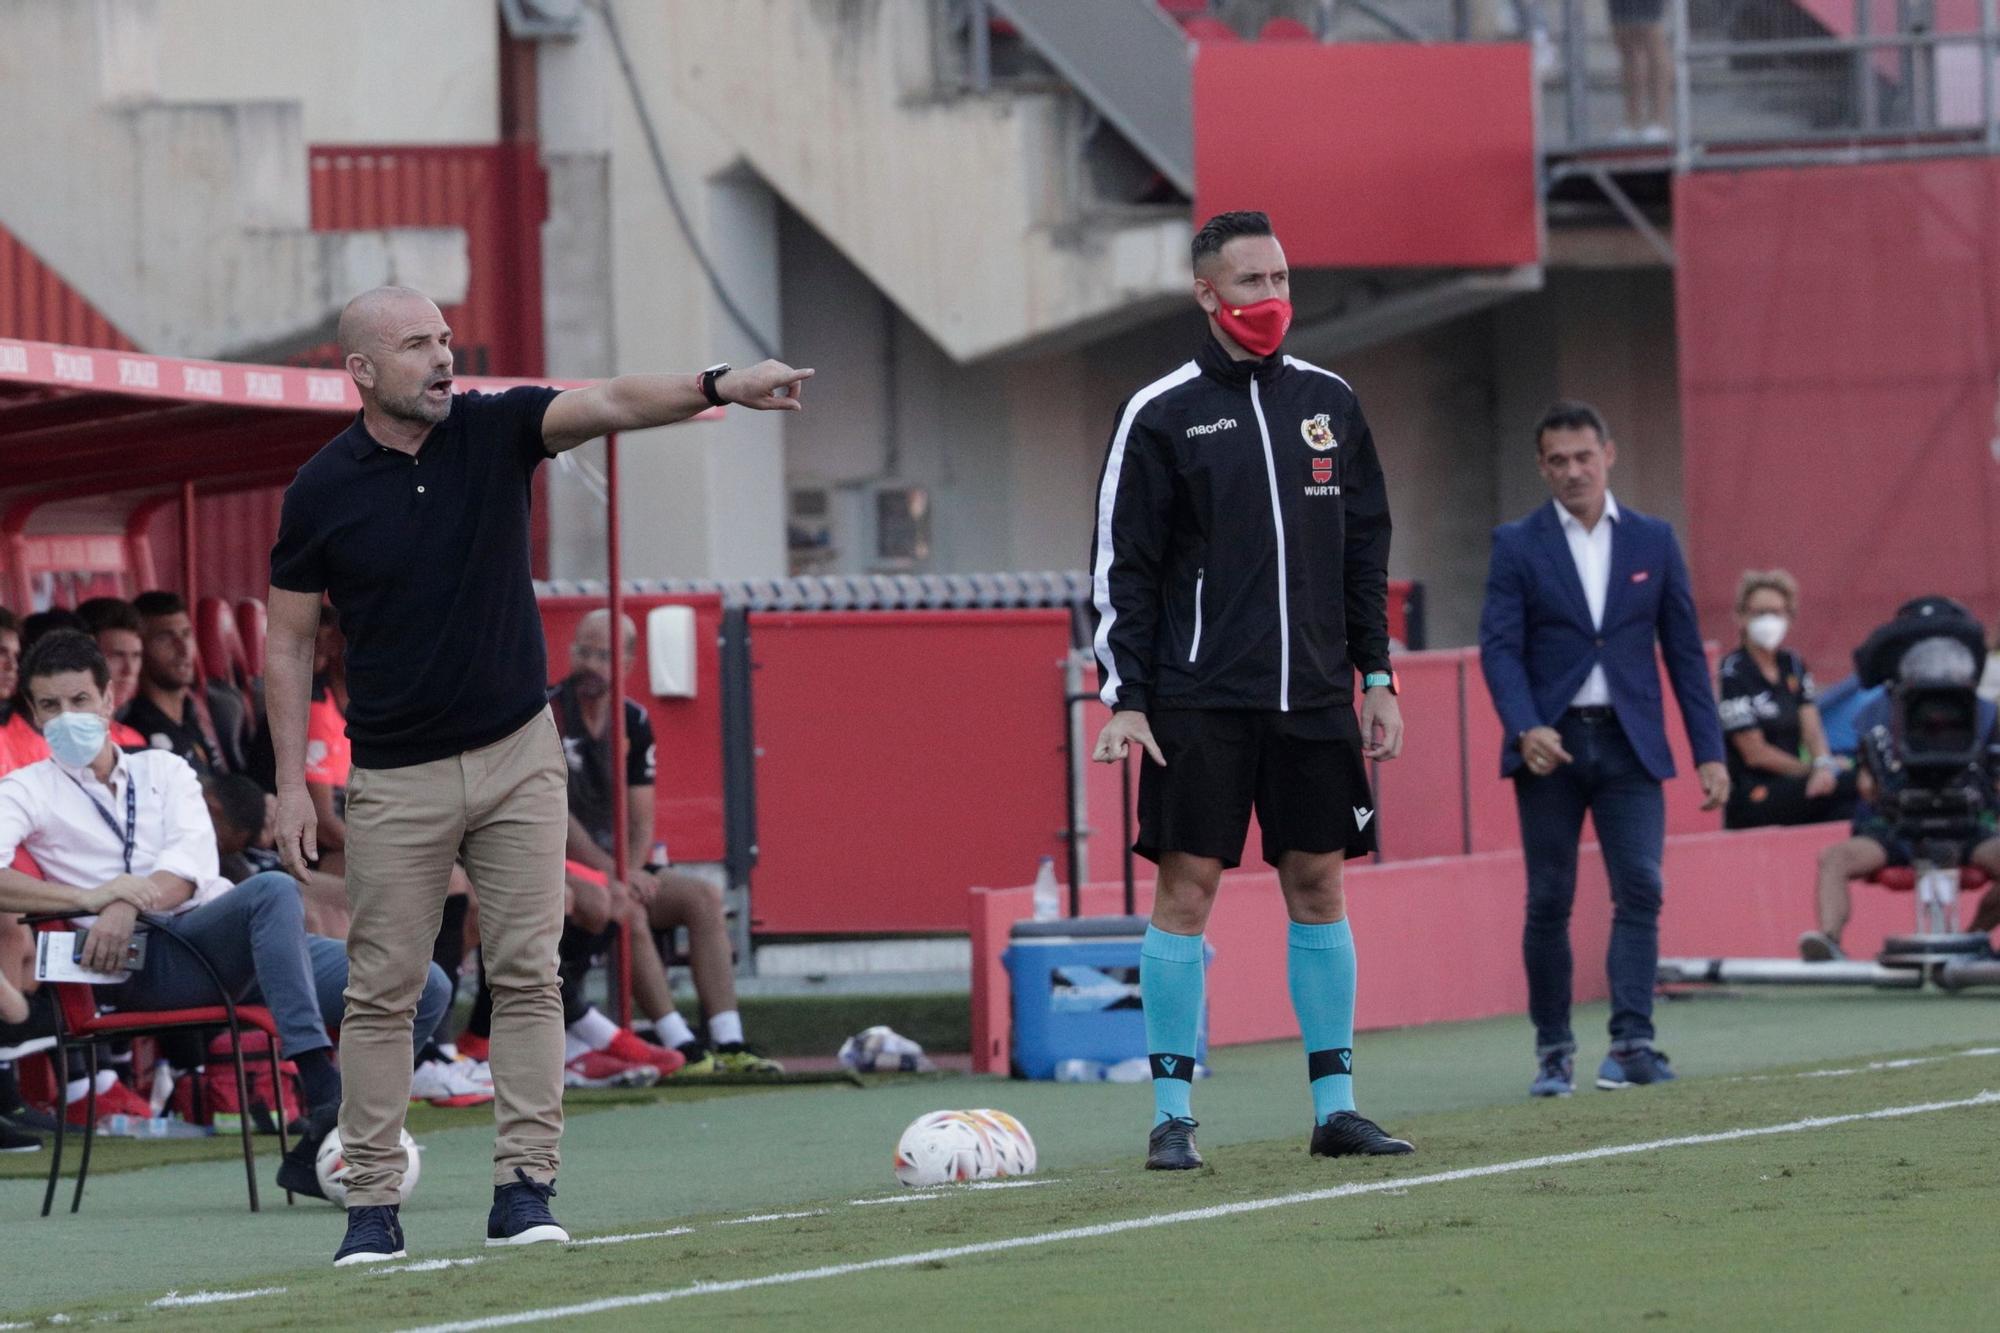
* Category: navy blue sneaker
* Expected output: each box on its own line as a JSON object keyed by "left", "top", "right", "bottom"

{"left": 1597, "top": 1046, "right": 1676, "bottom": 1090}
{"left": 334, "top": 1204, "right": 407, "bottom": 1267}
{"left": 487, "top": 1168, "right": 570, "bottom": 1246}
{"left": 1145, "top": 1117, "right": 1203, "bottom": 1171}
{"left": 1530, "top": 1051, "right": 1574, "bottom": 1098}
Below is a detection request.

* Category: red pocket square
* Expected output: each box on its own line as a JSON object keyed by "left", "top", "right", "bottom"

{"left": 1630, "top": 570, "right": 1650, "bottom": 584}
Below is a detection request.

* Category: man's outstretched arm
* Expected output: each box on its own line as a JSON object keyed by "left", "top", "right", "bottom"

{"left": 541, "top": 361, "right": 815, "bottom": 454}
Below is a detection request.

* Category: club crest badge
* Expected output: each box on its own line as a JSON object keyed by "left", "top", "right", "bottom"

{"left": 1301, "top": 414, "right": 1336, "bottom": 451}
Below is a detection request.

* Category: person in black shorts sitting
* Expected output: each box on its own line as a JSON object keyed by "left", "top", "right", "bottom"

{"left": 1717, "top": 570, "right": 1856, "bottom": 829}
{"left": 1804, "top": 629, "right": 2000, "bottom": 960}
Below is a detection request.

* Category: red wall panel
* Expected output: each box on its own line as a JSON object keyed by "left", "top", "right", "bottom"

{"left": 536, "top": 593, "right": 727, "bottom": 864}
{"left": 973, "top": 821, "right": 1880, "bottom": 1071}
{"left": 1366, "top": 650, "right": 1467, "bottom": 860}
{"left": 0, "top": 223, "right": 135, "bottom": 350}
{"left": 750, "top": 611, "right": 1072, "bottom": 934}
{"left": 1192, "top": 44, "right": 1540, "bottom": 269}
{"left": 1678, "top": 158, "right": 2000, "bottom": 682}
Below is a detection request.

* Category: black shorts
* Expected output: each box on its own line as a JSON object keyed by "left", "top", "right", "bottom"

{"left": 1135, "top": 707, "right": 1377, "bottom": 870}
{"left": 1609, "top": 0, "right": 1665, "bottom": 23}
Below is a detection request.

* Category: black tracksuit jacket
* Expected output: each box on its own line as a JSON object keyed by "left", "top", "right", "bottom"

{"left": 1088, "top": 335, "right": 1393, "bottom": 714}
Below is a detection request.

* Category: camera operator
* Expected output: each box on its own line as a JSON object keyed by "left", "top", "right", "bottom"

{"left": 1803, "top": 598, "right": 2000, "bottom": 960}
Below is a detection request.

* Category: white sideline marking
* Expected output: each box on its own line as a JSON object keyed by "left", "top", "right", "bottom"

{"left": 964, "top": 1179, "right": 1057, "bottom": 1191}
{"left": 371, "top": 1259, "right": 485, "bottom": 1275}
{"left": 397, "top": 1091, "right": 2000, "bottom": 1333}
{"left": 847, "top": 1194, "right": 940, "bottom": 1206}
{"left": 151, "top": 1287, "right": 287, "bottom": 1308}
{"left": 564, "top": 1228, "right": 693, "bottom": 1248}
{"left": 716, "top": 1210, "right": 827, "bottom": 1226}
{"left": 1732, "top": 1046, "right": 2000, "bottom": 1083}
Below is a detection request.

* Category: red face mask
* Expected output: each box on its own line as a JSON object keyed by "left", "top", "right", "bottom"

{"left": 1213, "top": 296, "right": 1292, "bottom": 358}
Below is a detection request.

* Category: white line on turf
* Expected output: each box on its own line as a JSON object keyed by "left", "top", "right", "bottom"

{"left": 150, "top": 1288, "right": 288, "bottom": 1308}
{"left": 564, "top": 1228, "right": 694, "bottom": 1247}
{"left": 847, "top": 1194, "right": 940, "bottom": 1206}
{"left": 370, "top": 1259, "right": 486, "bottom": 1275}
{"left": 964, "top": 1179, "right": 1058, "bottom": 1191}
{"left": 396, "top": 1090, "right": 2000, "bottom": 1333}
{"left": 1731, "top": 1046, "right": 2000, "bottom": 1083}
{"left": 716, "top": 1210, "right": 828, "bottom": 1226}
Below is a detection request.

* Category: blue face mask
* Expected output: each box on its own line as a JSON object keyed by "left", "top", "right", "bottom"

{"left": 44, "top": 710, "right": 109, "bottom": 769}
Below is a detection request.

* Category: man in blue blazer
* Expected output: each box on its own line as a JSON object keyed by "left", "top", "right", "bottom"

{"left": 1479, "top": 401, "right": 1728, "bottom": 1098}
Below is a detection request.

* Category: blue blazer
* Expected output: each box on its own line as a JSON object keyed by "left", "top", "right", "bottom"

{"left": 1478, "top": 501, "right": 1725, "bottom": 782}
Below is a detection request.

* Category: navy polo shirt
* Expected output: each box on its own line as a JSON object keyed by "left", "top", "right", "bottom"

{"left": 270, "top": 387, "right": 561, "bottom": 769}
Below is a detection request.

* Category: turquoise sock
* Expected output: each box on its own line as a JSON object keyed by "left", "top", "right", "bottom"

{"left": 1287, "top": 918, "right": 1357, "bottom": 1123}
{"left": 1140, "top": 925, "right": 1204, "bottom": 1126}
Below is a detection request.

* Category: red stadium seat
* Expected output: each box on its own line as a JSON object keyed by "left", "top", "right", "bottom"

{"left": 1180, "top": 16, "right": 1241, "bottom": 41}
{"left": 234, "top": 598, "right": 267, "bottom": 679}
{"left": 195, "top": 596, "right": 251, "bottom": 691}
{"left": 1158, "top": 0, "right": 1213, "bottom": 16}
{"left": 1258, "top": 16, "right": 1316, "bottom": 40}
{"left": 1867, "top": 866, "right": 1991, "bottom": 892}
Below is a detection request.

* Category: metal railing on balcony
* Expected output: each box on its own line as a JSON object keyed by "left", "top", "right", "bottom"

{"left": 938, "top": 0, "right": 2000, "bottom": 181}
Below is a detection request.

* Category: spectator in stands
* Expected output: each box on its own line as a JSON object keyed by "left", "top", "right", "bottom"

{"left": 1804, "top": 635, "right": 2000, "bottom": 960}
{"left": 303, "top": 605, "right": 350, "bottom": 878}
{"left": 0, "top": 631, "right": 448, "bottom": 1181}
{"left": 1611, "top": 0, "right": 1672, "bottom": 142}
{"left": 77, "top": 597, "right": 152, "bottom": 748}
{"left": 19, "top": 608, "right": 85, "bottom": 651}
{"left": 552, "top": 610, "right": 778, "bottom": 1074}
{"left": 124, "top": 590, "right": 242, "bottom": 775}
{"left": 0, "top": 609, "right": 48, "bottom": 773}
{"left": 1717, "top": 570, "right": 1855, "bottom": 829}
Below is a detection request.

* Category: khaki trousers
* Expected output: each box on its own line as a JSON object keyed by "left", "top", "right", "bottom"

{"left": 339, "top": 706, "right": 568, "bottom": 1204}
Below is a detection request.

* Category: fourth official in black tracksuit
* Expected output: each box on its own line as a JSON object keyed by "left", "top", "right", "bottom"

{"left": 1091, "top": 333, "right": 1393, "bottom": 867}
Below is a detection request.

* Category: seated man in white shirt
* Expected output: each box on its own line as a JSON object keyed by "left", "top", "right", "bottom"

{"left": 0, "top": 630, "right": 450, "bottom": 1196}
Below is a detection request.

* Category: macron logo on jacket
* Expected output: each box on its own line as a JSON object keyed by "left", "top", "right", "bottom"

{"left": 1185, "top": 417, "right": 1237, "bottom": 438}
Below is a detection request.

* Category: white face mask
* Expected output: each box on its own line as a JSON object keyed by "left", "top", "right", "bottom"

{"left": 1746, "top": 613, "right": 1788, "bottom": 652}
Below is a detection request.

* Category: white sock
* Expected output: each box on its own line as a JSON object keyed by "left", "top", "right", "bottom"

{"left": 655, "top": 1011, "right": 697, "bottom": 1049}
{"left": 568, "top": 1007, "right": 620, "bottom": 1052}
{"left": 562, "top": 1032, "right": 593, "bottom": 1063}
{"left": 708, "top": 1010, "right": 744, "bottom": 1047}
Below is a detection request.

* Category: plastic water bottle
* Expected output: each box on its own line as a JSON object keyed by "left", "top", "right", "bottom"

{"left": 1053, "top": 1059, "right": 1106, "bottom": 1082}
{"left": 104, "top": 1114, "right": 210, "bottom": 1139}
{"left": 1031, "top": 855, "right": 1060, "bottom": 922}
{"left": 1105, "top": 1057, "right": 1152, "bottom": 1083}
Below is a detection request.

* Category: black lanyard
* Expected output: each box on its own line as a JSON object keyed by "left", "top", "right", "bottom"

{"left": 67, "top": 770, "right": 137, "bottom": 875}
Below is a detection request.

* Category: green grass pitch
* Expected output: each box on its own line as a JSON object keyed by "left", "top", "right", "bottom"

{"left": 3, "top": 989, "right": 1997, "bottom": 1330}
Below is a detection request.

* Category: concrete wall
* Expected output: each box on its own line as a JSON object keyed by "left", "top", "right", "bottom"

{"left": 151, "top": 0, "right": 498, "bottom": 143}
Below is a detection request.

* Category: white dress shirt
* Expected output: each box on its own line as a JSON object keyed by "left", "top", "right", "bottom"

{"left": 1556, "top": 492, "right": 1621, "bottom": 709}
{"left": 0, "top": 748, "right": 231, "bottom": 927}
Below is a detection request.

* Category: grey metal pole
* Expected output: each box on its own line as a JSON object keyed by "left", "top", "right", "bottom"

{"left": 1856, "top": 0, "right": 1878, "bottom": 133}
{"left": 969, "top": 0, "right": 992, "bottom": 93}
{"left": 1673, "top": 0, "right": 1694, "bottom": 169}
{"left": 1562, "top": 0, "right": 1588, "bottom": 146}
{"left": 1981, "top": 0, "right": 1999, "bottom": 148}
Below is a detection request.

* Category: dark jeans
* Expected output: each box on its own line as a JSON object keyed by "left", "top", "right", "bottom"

{"left": 105, "top": 872, "right": 453, "bottom": 1061}
{"left": 1514, "top": 711, "right": 1666, "bottom": 1054}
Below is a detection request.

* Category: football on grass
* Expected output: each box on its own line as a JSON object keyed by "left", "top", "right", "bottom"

{"left": 893, "top": 1109, "right": 1036, "bottom": 1187}
{"left": 315, "top": 1127, "right": 422, "bottom": 1207}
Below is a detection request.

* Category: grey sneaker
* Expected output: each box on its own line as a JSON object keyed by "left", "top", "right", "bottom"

{"left": 1798, "top": 931, "right": 1845, "bottom": 962}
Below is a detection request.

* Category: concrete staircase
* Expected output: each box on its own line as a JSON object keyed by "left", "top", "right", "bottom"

{"left": 0, "top": 0, "right": 465, "bottom": 356}
{"left": 626, "top": 0, "right": 1192, "bottom": 363}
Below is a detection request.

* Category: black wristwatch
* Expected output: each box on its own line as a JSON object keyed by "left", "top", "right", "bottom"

{"left": 698, "top": 363, "right": 732, "bottom": 408}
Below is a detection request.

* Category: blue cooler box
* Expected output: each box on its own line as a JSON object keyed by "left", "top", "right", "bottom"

{"left": 1002, "top": 915, "right": 1211, "bottom": 1080}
